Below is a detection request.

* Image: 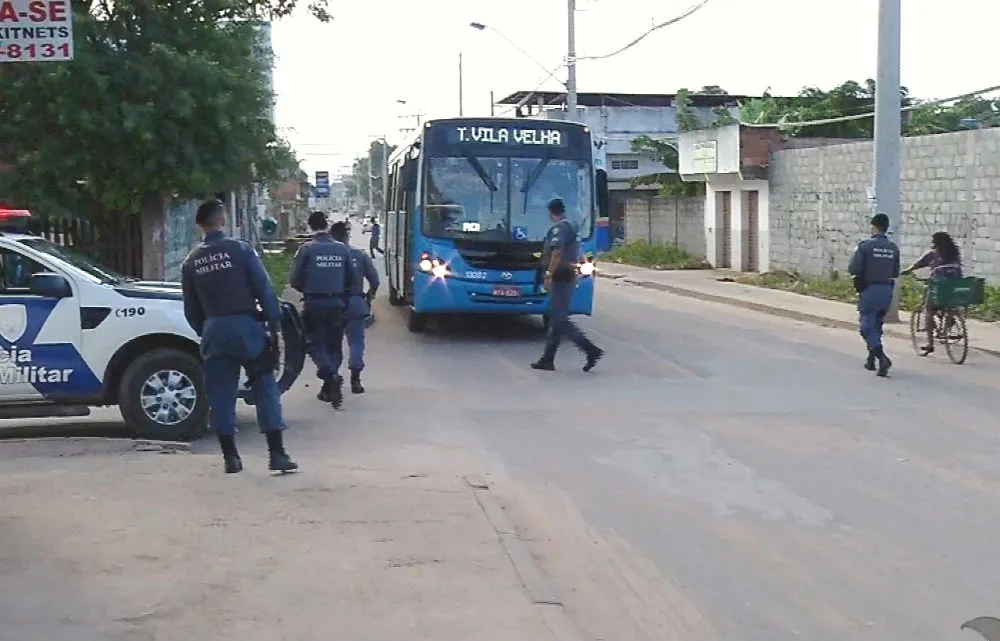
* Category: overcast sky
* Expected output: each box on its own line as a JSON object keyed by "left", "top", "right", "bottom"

{"left": 270, "top": 0, "right": 1000, "bottom": 179}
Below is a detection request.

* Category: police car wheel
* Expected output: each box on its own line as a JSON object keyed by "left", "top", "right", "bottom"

{"left": 119, "top": 348, "right": 208, "bottom": 442}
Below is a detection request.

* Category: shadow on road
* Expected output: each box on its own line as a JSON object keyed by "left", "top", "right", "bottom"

{"left": 394, "top": 310, "right": 547, "bottom": 343}
{"left": 0, "top": 421, "right": 133, "bottom": 441}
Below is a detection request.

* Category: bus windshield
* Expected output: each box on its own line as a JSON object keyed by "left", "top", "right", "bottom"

{"left": 423, "top": 155, "right": 592, "bottom": 243}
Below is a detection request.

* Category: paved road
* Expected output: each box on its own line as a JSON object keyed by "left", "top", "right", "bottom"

{"left": 8, "top": 251, "right": 1000, "bottom": 640}
{"left": 264, "top": 268, "right": 1000, "bottom": 641}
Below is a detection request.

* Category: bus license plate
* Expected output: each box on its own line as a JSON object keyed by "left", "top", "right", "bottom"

{"left": 492, "top": 285, "right": 521, "bottom": 298}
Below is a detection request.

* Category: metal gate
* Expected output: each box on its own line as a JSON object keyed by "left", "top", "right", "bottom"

{"left": 717, "top": 191, "right": 732, "bottom": 268}
{"left": 745, "top": 190, "right": 759, "bottom": 272}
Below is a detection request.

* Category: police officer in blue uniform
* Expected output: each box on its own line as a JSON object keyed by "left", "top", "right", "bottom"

{"left": 848, "top": 213, "right": 901, "bottom": 377}
{"left": 290, "top": 212, "right": 354, "bottom": 407}
{"left": 531, "top": 199, "right": 604, "bottom": 372}
{"left": 330, "top": 221, "right": 379, "bottom": 394}
{"left": 181, "top": 199, "right": 297, "bottom": 474}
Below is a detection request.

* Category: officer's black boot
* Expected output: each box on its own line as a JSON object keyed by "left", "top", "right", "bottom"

{"left": 327, "top": 374, "right": 344, "bottom": 409}
{"left": 875, "top": 348, "right": 892, "bottom": 378}
{"left": 530, "top": 358, "right": 555, "bottom": 371}
{"left": 350, "top": 368, "right": 365, "bottom": 394}
{"left": 218, "top": 434, "right": 242, "bottom": 474}
{"left": 583, "top": 346, "right": 604, "bottom": 373}
{"left": 317, "top": 377, "right": 332, "bottom": 402}
{"left": 864, "top": 350, "right": 877, "bottom": 371}
{"left": 265, "top": 430, "right": 298, "bottom": 473}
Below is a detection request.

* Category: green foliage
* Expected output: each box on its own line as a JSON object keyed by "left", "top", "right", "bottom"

{"left": 0, "top": 0, "right": 326, "bottom": 219}
{"left": 673, "top": 88, "right": 701, "bottom": 132}
{"left": 262, "top": 249, "right": 295, "bottom": 290}
{"left": 735, "top": 272, "right": 1000, "bottom": 322}
{"left": 629, "top": 134, "right": 704, "bottom": 197}
{"left": 346, "top": 156, "right": 370, "bottom": 202}
{"left": 737, "top": 79, "right": 1000, "bottom": 138}
{"left": 601, "top": 241, "right": 710, "bottom": 270}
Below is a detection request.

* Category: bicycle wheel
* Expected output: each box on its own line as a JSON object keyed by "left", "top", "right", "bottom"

{"left": 910, "top": 306, "right": 926, "bottom": 355}
{"left": 944, "top": 308, "right": 969, "bottom": 364}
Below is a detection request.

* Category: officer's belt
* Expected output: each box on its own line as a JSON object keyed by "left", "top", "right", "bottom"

{"left": 303, "top": 292, "right": 348, "bottom": 299}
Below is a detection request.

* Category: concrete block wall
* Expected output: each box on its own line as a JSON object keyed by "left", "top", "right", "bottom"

{"left": 768, "top": 128, "right": 1000, "bottom": 281}
{"left": 624, "top": 193, "right": 706, "bottom": 259}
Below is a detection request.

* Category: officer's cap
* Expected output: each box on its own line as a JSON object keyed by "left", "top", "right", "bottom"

{"left": 547, "top": 199, "right": 566, "bottom": 215}
{"left": 307, "top": 211, "right": 328, "bottom": 231}
{"left": 871, "top": 213, "right": 889, "bottom": 231}
{"left": 330, "top": 221, "right": 348, "bottom": 241}
{"left": 195, "top": 199, "right": 224, "bottom": 225}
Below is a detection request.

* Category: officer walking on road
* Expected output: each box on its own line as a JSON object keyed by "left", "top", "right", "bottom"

{"left": 848, "top": 213, "right": 901, "bottom": 377}
{"left": 290, "top": 211, "right": 354, "bottom": 408}
{"left": 369, "top": 218, "right": 383, "bottom": 259}
{"left": 330, "top": 221, "right": 379, "bottom": 393}
{"left": 181, "top": 199, "right": 297, "bottom": 475}
{"left": 531, "top": 199, "right": 604, "bottom": 372}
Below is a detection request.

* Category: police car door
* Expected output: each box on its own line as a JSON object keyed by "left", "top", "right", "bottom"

{"left": 0, "top": 246, "right": 86, "bottom": 401}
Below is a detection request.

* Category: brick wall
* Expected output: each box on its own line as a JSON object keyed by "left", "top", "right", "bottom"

{"left": 768, "top": 128, "right": 1000, "bottom": 281}
{"left": 624, "top": 193, "right": 705, "bottom": 259}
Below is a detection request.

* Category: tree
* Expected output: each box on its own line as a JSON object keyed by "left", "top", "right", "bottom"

{"left": 733, "top": 79, "right": 1000, "bottom": 138}
{"left": 346, "top": 156, "right": 370, "bottom": 203}
{"left": 629, "top": 135, "right": 703, "bottom": 197}
{"left": 0, "top": 0, "right": 330, "bottom": 221}
{"left": 698, "top": 85, "right": 728, "bottom": 95}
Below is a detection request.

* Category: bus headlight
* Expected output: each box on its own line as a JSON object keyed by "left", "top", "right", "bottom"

{"left": 419, "top": 259, "right": 433, "bottom": 272}
{"left": 431, "top": 262, "right": 449, "bottom": 279}
{"left": 579, "top": 260, "right": 596, "bottom": 276}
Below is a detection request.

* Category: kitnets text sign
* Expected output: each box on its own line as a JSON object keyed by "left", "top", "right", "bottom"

{"left": 448, "top": 126, "right": 568, "bottom": 147}
{"left": 0, "top": 0, "right": 73, "bottom": 62}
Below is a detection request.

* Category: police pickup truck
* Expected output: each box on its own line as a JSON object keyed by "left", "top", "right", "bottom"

{"left": 0, "top": 209, "right": 304, "bottom": 442}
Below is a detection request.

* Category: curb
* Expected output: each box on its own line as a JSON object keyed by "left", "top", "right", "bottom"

{"left": 601, "top": 272, "right": 1000, "bottom": 359}
{"left": 465, "top": 475, "right": 584, "bottom": 641}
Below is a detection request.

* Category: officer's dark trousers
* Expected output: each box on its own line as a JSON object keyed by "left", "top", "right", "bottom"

{"left": 541, "top": 280, "right": 595, "bottom": 362}
{"left": 201, "top": 315, "right": 284, "bottom": 436}
{"left": 332, "top": 295, "right": 368, "bottom": 372}
{"left": 858, "top": 282, "right": 893, "bottom": 352}
{"left": 304, "top": 305, "right": 344, "bottom": 380}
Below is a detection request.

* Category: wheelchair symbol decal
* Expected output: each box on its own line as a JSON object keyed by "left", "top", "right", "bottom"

{"left": 512, "top": 226, "right": 528, "bottom": 241}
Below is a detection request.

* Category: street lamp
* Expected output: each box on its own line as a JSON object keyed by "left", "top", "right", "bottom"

{"left": 469, "top": 12, "right": 578, "bottom": 121}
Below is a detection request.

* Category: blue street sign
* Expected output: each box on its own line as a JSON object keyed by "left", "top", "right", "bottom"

{"left": 315, "top": 171, "right": 330, "bottom": 198}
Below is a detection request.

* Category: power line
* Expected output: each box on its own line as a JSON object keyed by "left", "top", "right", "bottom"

{"left": 493, "top": 1, "right": 712, "bottom": 116}
{"left": 578, "top": 0, "right": 713, "bottom": 61}
{"left": 740, "top": 83, "right": 1000, "bottom": 128}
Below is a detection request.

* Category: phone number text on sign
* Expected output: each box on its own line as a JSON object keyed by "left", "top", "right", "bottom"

{"left": 0, "top": 1, "right": 73, "bottom": 63}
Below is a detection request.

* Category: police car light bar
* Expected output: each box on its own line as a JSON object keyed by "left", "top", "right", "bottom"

{"left": 0, "top": 209, "right": 31, "bottom": 220}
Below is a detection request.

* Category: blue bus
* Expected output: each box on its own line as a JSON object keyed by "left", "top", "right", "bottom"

{"left": 384, "top": 117, "right": 609, "bottom": 332}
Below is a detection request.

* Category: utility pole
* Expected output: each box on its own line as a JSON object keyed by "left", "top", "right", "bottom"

{"left": 873, "top": 0, "right": 902, "bottom": 320}
{"left": 458, "top": 53, "right": 464, "bottom": 116}
{"left": 490, "top": 90, "right": 495, "bottom": 117}
{"left": 566, "top": 0, "right": 578, "bottom": 121}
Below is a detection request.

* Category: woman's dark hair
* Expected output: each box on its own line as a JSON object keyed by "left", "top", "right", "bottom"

{"left": 932, "top": 231, "right": 961, "bottom": 264}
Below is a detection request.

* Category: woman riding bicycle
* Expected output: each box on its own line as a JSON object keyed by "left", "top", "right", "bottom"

{"left": 900, "top": 231, "right": 963, "bottom": 355}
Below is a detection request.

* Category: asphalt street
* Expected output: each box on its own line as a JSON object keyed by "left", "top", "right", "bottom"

{"left": 262, "top": 265, "right": 1000, "bottom": 641}
{"left": 7, "top": 252, "right": 1000, "bottom": 640}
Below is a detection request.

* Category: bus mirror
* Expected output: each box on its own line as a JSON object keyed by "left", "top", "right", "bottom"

{"left": 596, "top": 169, "right": 609, "bottom": 218}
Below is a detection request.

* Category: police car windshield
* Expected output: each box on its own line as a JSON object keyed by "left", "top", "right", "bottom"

{"left": 17, "top": 238, "right": 128, "bottom": 284}
{"left": 422, "top": 156, "right": 593, "bottom": 243}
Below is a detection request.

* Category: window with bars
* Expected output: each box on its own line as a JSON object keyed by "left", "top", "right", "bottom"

{"left": 611, "top": 159, "right": 639, "bottom": 170}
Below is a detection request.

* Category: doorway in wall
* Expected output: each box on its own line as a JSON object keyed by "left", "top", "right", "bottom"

{"left": 743, "top": 190, "right": 760, "bottom": 272}
{"left": 716, "top": 191, "right": 732, "bottom": 268}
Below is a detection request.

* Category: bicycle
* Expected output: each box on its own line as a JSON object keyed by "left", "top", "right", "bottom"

{"left": 908, "top": 276, "right": 985, "bottom": 365}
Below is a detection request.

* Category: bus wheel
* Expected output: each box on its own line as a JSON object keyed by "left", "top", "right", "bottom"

{"left": 407, "top": 310, "right": 427, "bottom": 333}
{"left": 388, "top": 285, "right": 405, "bottom": 306}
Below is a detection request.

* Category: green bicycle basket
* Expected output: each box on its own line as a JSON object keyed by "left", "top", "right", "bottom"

{"left": 930, "top": 276, "right": 986, "bottom": 307}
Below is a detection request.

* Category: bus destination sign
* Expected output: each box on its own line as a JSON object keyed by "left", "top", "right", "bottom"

{"left": 450, "top": 125, "right": 567, "bottom": 147}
